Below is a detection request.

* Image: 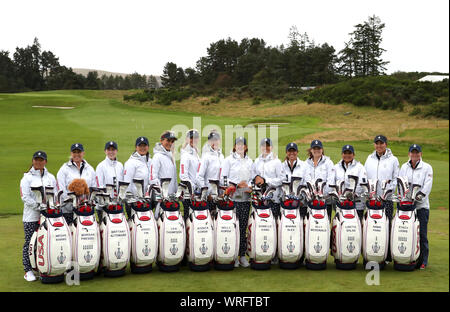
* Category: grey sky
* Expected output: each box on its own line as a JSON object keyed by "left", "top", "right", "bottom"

{"left": 1, "top": 0, "right": 448, "bottom": 76}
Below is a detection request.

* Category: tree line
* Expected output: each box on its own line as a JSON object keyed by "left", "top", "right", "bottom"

{"left": 0, "top": 38, "right": 157, "bottom": 92}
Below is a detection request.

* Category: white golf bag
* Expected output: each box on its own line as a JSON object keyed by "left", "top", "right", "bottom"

{"left": 361, "top": 179, "right": 390, "bottom": 269}
{"left": 125, "top": 179, "right": 158, "bottom": 273}
{"left": 70, "top": 189, "right": 101, "bottom": 280}
{"left": 28, "top": 186, "right": 72, "bottom": 283}
{"left": 277, "top": 177, "right": 304, "bottom": 269}
{"left": 330, "top": 176, "right": 362, "bottom": 270}
{"left": 391, "top": 177, "right": 422, "bottom": 271}
{"left": 99, "top": 184, "right": 131, "bottom": 277}
{"left": 247, "top": 186, "right": 277, "bottom": 270}
{"left": 214, "top": 179, "right": 240, "bottom": 270}
{"left": 303, "top": 179, "right": 330, "bottom": 270}
{"left": 157, "top": 178, "right": 186, "bottom": 272}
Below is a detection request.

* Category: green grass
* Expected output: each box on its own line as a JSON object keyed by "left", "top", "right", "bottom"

{"left": 0, "top": 90, "right": 448, "bottom": 292}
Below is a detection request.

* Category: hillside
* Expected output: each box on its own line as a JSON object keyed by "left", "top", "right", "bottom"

{"left": 72, "top": 68, "right": 162, "bottom": 87}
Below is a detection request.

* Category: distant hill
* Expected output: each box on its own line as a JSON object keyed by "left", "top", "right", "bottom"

{"left": 72, "top": 68, "right": 162, "bottom": 87}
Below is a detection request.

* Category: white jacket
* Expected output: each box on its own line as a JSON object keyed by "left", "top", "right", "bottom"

{"left": 221, "top": 152, "right": 253, "bottom": 202}
{"left": 364, "top": 148, "right": 399, "bottom": 196}
{"left": 179, "top": 144, "right": 200, "bottom": 190}
{"left": 150, "top": 143, "right": 178, "bottom": 195}
{"left": 57, "top": 159, "right": 96, "bottom": 212}
{"left": 304, "top": 155, "right": 335, "bottom": 198}
{"left": 95, "top": 157, "right": 124, "bottom": 189}
{"left": 20, "top": 167, "right": 57, "bottom": 222}
{"left": 281, "top": 158, "right": 308, "bottom": 184}
{"left": 123, "top": 152, "right": 152, "bottom": 195}
{"left": 251, "top": 152, "right": 283, "bottom": 203}
{"left": 331, "top": 159, "right": 368, "bottom": 210}
{"left": 398, "top": 159, "right": 433, "bottom": 210}
{"left": 196, "top": 145, "right": 224, "bottom": 194}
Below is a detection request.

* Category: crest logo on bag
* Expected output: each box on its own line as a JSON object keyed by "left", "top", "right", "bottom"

{"left": 347, "top": 242, "right": 355, "bottom": 253}
{"left": 84, "top": 251, "right": 93, "bottom": 263}
{"left": 314, "top": 241, "right": 322, "bottom": 253}
{"left": 372, "top": 241, "right": 380, "bottom": 254}
{"left": 57, "top": 252, "right": 66, "bottom": 265}
{"left": 222, "top": 243, "right": 230, "bottom": 255}
{"left": 261, "top": 241, "right": 269, "bottom": 252}
{"left": 287, "top": 241, "right": 295, "bottom": 253}
{"left": 398, "top": 242, "right": 407, "bottom": 254}
{"left": 199, "top": 244, "right": 208, "bottom": 255}
{"left": 170, "top": 244, "right": 178, "bottom": 255}
{"left": 115, "top": 248, "right": 123, "bottom": 259}
{"left": 142, "top": 245, "right": 150, "bottom": 256}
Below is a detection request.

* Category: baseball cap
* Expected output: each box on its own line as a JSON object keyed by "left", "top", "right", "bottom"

{"left": 104, "top": 141, "right": 118, "bottom": 150}
{"left": 33, "top": 151, "right": 47, "bottom": 160}
{"left": 187, "top": 129, "right": 200, "bottom": 139}
{"left": 208, "top": 132, "right": 221, "bottom": 141}
{"left": 286, "top": 142, "right": 298, "bottom": 152}
{"left": 260, "top": 138, "right": 272, "bottom": 146}
{"left": 135, "top": 136, "right": 149, "bottom": 146}
{"left": 374, "top": 135, "right": 387, "bottom": 144}
{"left": 409, "top": 144, "right": 422, "bottom": 153}
{"left": 161, "top": 131, "right": 178, "bottom": 141}
{"left": 71, "top": 143, "right": 84, "bottom": 152}
{"left": 342, "top": 144, "right": 355, "bottom": 153}
{"left": 310, "top": 140, "right": 323, "bottom": 148}
{"left": 235, "top": 136, "right": 247, "bottom": 145}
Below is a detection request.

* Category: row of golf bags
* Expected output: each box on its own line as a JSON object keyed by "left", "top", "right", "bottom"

{"left": 28, "top": 176, "right": 422, "bottom": 283}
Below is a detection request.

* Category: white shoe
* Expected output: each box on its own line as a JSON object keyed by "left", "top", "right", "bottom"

{"left": 234, "top": 259, "right": 240, "bottom": 268}
{"left": 24, "top": 271, "right": 36, "bottom": 282}
{"left": 239, "top": 257, "right": 250, "bottom": 268}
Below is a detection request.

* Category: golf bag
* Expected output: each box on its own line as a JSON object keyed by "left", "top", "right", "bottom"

{"left": 247, "top": 185, "right": 277, "bottom": 270}
{"left": 330, "top": 176, "right": 362, "bottom": 270}
{"left": 391, "top": 177, "right": 421, "bottom": 271}
{"left": 125, "top": 179, "right": 158, "bottom": 274}
{"left": 277, "top": 177, "right": 304, "bottom": 269}
{"left": 70, "top": 186, "right": 101, "bottom": 280}
{"left": 99, "top": 183, "right": 131, "bottom": 277}
{"left": 361, "top": 179, "right": 390, "bottom": 269}
{"left": 303, "top": 179, "right": 330, "bottom": 270}
{"left": 214, "top": 178, "right": 239, "bottom": 270}
{"left": 28, "top": 186, "right": 72, "bottom": 284}
{"left": 157, "top": 178, "right": 186, "bottom": 272}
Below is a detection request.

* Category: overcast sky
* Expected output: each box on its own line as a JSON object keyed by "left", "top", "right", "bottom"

{"left": 1, "top": 0, "right": 449, "bottom": 76}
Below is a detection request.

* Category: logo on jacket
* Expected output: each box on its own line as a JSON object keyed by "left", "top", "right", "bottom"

{"left": 84, "top": 251, "right": 93, "bottom": 263}
{"left": 115, "top": 248, "right": 123, "bottom": 259}
{"left": 222, "top": 243, "right": 230, "bottom": 255}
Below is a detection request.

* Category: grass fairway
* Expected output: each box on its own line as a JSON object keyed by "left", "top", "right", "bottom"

{"left": 0, "top": 90, "right": 448, "bottom": 292}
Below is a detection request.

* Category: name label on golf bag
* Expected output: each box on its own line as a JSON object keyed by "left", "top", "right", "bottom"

{"left": 158, "top": 210, "right": 186, "bottom": 266}
{"left": 186, "top": 210, "right": 214, "bottom": 265}
{"left": 331, "top": 209, "right": 361, "bottom": 264}
{"left": 100, "top": 211, "right": 131, "bottom": 271}
{"left": 362, "top": 209, "right": 389, "bottom": 263}
{"left": 278, "top": 208, "right": 303, "bottom": 263}
{"left": 304, "top": 209, "right": 330, "bottom": 264}
{"left": 129, "top": 210, "right": 158, "bottom": 267}
{"left": 214, "top": 209, "right": 239, "bottom": 264}
{"left": 72, "top": 214, "right": 101, "bottom": 274}
{"left": 391, "top": 210, "right": 420, "bottom": 264}
{"left": 247, "top": 208, "right": 277, "bottom": 263}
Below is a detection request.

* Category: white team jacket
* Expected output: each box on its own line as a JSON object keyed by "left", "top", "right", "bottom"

{"left": 330, "top": 159, "right": 368, "bottom": 210}
{"left": 150, "top": 143, "right": 178, "bottom": 195}
{"left": 221, "top": 152, "right": 253, "bottom": 202}
{"left": 95, "top": 157, "right": 124, "bottom": 189}
{"left": 364, "top": 148, "right": 400, "bottom": 196}
{"left": 20, "top": 167, "right": 57, "bottom": 222}
{"left": 196, "top": 145, "right": 224, "bottom": 194}
{"left": 251, "top": 152, "right": 283, "bottom": 203}
{"left": 57, "top": 159, "right": 96, "bottom": 212}
{"left": 304, "top": 155, "right": 335, "bottom": 198}
{"left": 281, "top": 157, "right": 308, "bottom": 184}
{"left": 398, "top": 158, "right": 433, "bottom": 210}
{"left": 179, "top": 144, "right": 200, "bottom": 191}
{"left": 123, "top": 152, "right": 152, "bottom": 195}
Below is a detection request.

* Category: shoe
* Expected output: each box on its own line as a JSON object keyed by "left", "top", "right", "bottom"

{"left": 234, "top": 259, "right": 240, "bottom": 268}
{"left": 239, "top": 257, "right": 250, "bottom": 268}
{"left": 24, "top": 271, "right": 36, "bottom": 282}
{"left": 271, "top": 257, "right": 279, "bottom": 265}
{"left": 420, "top": 264, "right": 426, "bottom": 270}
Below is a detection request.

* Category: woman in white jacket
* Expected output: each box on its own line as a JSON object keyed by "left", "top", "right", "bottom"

{"left": 20, "top": 151, "right": 57, "bottom": 282}
{"left": 196, "top": 130, "right": 224, "bottom": 215}
{"left": 221, "top": 136, "right": 253, "bottom": 267}
{"left": 180, "top": 129, "right": 200, "bottom": 220}
{"left": 330, "top": 145, "right": 368, "bottom": 220}
{"left": 95, "top": 141, "right": 124, "bottom": 189}
{"left": 398, "top": 144, "right": 433, "bottom": 270}
{"left": 123, "top": 136, "right": 152, "bottom": 217}
{"left": 303, "top": 140, "right": 335, "bottom": 220}
{"left": 150, "top": 131, "right": 178, "bottom": 218}
{"left": 57, "top": 143, "right": 96, "bottom": 224}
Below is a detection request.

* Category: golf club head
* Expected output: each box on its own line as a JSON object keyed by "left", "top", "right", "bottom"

{"left": 65, "top": 191, "right": 77, "bottom": 207}
{"left": 118, "top": 181, "right": 130, "bottom": 200}
{"left": 397, "top": 176, "right": 409, "bottom": 200}
{"left": 180, "top": 180, "right": 193, "bottom": 198}
{"left": 381, "top": 189, "right": 393, "bottom": 201}
{"left": 56, "top": 190, "right": 64, "bottom": 206}
{"left": 133, "top": 179, "right": 144, "bottom": 198}
{"left": 411, "top": 184, "right": 422, "bottom": 202}
{"left": 105, "top": 184, "right": 115, "bottom": 199}
{"left": 367, "top": 179, "right": 378, "bottom": 200}
{"left": 318, "top": 180, "right": 327, "bottom": 196}
{"left": 200, "top": 187, "right": 209, "bottom": 202}
{"left": 209, "top": 179, "right": 220, "bottom": 201}
{"left": 98, "top": 193, "right": 111, "bottom": 205}
{"left": 347, "top": 175, "right": 359, "bottom": 193}
{"left": 328, "top": 190, "right": 340, "bottom": 201}
{"left": 380, "top": 179, "right": 391, "bottom": 191}
{"left": 338, "top": 180, "right": 346, "bottom": 195}
{"left": 291, "top": 177, "right": 302, "bottom": 195}
{"left": 306, "top": 181, "right": 315, "bottom": 197}
{"left": 281, "top": 181, "right": 291, "bottom": 198}
{"left": 300, "top": 188, "right": 311, "bottom": 202}
{"left": 160, "top": 178, "right": 172, "bottom": 200}
{"left": 30, "top": 185, "right": 46, "bottom": 206}
{"left": 45, "top": 187, "right": 55, "bottom": 208}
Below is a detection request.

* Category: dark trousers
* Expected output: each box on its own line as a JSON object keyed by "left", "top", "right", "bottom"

{"left": 63, "top": 213, "right": 73, "bottom": 225}
{"left": 23, "top": 221, "right": 39, "bottom": 272}
{"left": 326, "top": 204, "right": 334, "bottom": 221}
{"left": 271, "top": 203, "right": 281, "bottom": 220}
{"left": 417, "top": 208, "right": 429, "bottom": 266}
{"left": 182, "top": 200, "right": 191, "bottom": 221}
{"left": 235, "top": 202, "right": 251, "bottom": 256}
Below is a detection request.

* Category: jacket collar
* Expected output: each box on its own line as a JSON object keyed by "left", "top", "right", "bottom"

{"left": 29, "top": 166, "right": 47, "bottom": 177}
{"left": 259, "top": 152, "right": 275, "bottom": 161}
{"left": 371, "top": 148, "right": 393, "bottom": 160}
{"left": 131, "top": 151, "right": 150, "bottom": 163}
{"left": 105, "top": 156, "right": 117, "bottom": 166}
{"left": 408, "top": 158, "right": 423, "bottom": 169}
{"left": 231, "top": 151, "right": 248, "bottom": 160}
